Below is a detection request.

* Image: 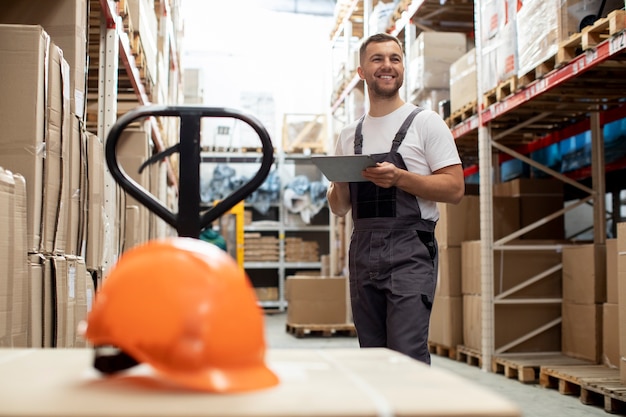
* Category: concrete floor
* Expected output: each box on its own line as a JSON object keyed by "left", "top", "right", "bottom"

{"left": 263, "top": 312, "right": 620, "bottom": 417}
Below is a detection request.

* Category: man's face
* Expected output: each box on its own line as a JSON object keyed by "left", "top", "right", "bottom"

{"left": 358, "top": 40, "right": 404, "bottom": 99}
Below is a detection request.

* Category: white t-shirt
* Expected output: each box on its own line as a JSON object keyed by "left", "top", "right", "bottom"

{"left": 333, "top": 103, "right": 461, "bottom": 222}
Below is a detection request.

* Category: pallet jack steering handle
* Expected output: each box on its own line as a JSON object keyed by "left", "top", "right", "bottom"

{"left": 105, "top": 105, "right": 274, "bottom": 238}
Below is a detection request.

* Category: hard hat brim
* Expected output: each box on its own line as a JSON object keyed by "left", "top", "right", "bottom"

{"left": 160, "top": 362, "right": 280, "bottom": 393}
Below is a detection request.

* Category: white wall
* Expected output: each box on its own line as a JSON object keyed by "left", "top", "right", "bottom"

{"left": 181, "top": 0, "right": 334, "bottom": 149}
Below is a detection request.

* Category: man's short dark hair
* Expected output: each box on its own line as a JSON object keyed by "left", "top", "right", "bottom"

{"left": 359, "top": 33, "right": 404, "bottom": 63}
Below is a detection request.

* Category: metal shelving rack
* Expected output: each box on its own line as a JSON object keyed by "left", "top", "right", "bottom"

{"left": 92, "top": 0, "right": 179, "bottom": 188}
{"left": 328, "top": 0, "right": 626, "bottom": 371}
{"left": 89, "top": 0, "right": 182, "bottom": 274}
{"left": 200, "top": 151, "right": 331, "bottom": 312}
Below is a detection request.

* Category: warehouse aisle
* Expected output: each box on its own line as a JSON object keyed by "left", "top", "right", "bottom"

{"left": 263, "top": 312, "right": 615, "bottom": 417}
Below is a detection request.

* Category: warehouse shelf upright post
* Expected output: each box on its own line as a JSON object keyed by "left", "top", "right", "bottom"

{"left": 473, "top": 0, "right": 494, "bottom": 371}
{"left": 94, "top": 0, "right": 122, "bottom": 277}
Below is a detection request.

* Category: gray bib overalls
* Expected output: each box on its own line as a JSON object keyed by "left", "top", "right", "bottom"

{"left": 348, "top": 107, "right": 438, "bottom": 364}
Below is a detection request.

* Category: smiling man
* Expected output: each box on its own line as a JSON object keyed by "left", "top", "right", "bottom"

{"left": 326, "top": 32, "right": 464, "bottom": 365}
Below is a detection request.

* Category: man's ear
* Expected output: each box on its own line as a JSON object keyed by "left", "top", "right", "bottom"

{"left": 357, "top": 66, "right": 364, "bottom": 80}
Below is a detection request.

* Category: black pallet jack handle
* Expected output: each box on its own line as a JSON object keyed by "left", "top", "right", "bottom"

{"left": 105, "top": 105, "right": 274, "bottom": 238}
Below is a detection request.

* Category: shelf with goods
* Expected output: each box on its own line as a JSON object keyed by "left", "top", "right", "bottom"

{"left": 458, "top": 2, "right": 626, "bottom": 373}
{"left": 250, "top": 155, "right": 330, "bottom": 312}
{"left": 0, "top": 0, "right": 182, "bottom": 348}
{"left": 451, "top": 9, "right": 626, "bottom": 185}
{"left": 449, "top": 2, "right": 626, "bottom": 371}
{"left": 88, "top": 0, "right": 181, "bottom": 189}
{"left": 198, "top": 150, "right": 331, "bottom": 312}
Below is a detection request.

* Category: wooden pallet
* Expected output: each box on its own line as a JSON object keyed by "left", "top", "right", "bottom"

{"left": 456, "top": 345, "right": 482, "bottom": 368}
{"left": 482, "top": 76, "right": 518, "bottom": 108}
{"left": 492, "top": 352, "right": 591, "bottom": 384}
{"left": 518, "top": 55, "right": 557, "bottom": 88}
{"left": 428, "top": 342, "right": 457, "bottom": 360}
{"left": 482, "top": 86, "right": 498, "bottom": 108}
{"left": 446, "top": 101, "right": 477, "bottom": 126}
{"left": 496, "top": 76, "right": 518, "bottom": 101}
{"left": 540, "top": 364, "right": 626, "bottom": 414}
{"left": 582, "top": 9, "right": 626, "bottom": 50}
{"left": 557, "top": 10, "right": 626, "bottom": 67}
{"left": 285, "top": 323, "right": 357, "bottom": 338}
{"left": 557, "top": 32, "right": 584, "bottom": 67}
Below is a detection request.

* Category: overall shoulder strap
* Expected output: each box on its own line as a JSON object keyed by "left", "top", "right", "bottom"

{"left": 353, "top": 114, "right": 367, "bottom": 154}
{"left": 390, "top": 106, "right": 424, "bottom": 153}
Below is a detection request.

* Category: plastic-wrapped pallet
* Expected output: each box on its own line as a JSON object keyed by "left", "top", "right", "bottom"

{"left": 407, "top": 32, "right": 467, "bottom": 96}
{"left": 368, "top": 0, "right": 396, "bottom": 35}
{"left": 449, "top": 49, "right": 477, "bottom": 114}
{"left": 517, "top": 0, "right": 624, "bottom": 80}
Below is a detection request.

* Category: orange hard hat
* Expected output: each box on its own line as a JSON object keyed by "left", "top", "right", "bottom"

{"left": 84, "top": 237, "right": 279, "bottom": 393}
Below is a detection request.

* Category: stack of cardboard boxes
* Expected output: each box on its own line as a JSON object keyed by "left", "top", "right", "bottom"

{"left": 0, "top": 0, "right": 176, "bottom": 348}
{"left": 407, "top": 31, "right": 469, "bottom": 112}
{"left": 432, "top": 178, "right": 626, "bottom": 378}
{"left": 431, "top": 179, "right": 570, "bottom": 353}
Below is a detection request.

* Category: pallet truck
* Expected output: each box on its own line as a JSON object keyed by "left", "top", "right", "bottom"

{"left": 106, "top": 105, "right": 274, "bottom": 239}
{"left": 0, "top": 106, "right": 520, "bottom": 416}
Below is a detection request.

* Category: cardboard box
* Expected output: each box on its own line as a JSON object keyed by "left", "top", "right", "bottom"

{"left": 606, "top": 238, "right": 618, "bottom": 304}
{"left": 463, "top": 294, "right": 562, "bottom": 353}
{"left": 437, "top": 246, "right": 461, "bottom": 297}
{"left": 0, "top": 0, "right": 89, "bottom": 117}
{"left": 28, "top": 254, "right": 45, "bottom": 347}
{"left": 85, "top": 132, "right": 105, "bottom": 271}
{"left": 0, "top": 348, "right": 521, "bottom": 417}
{"left": 436, "top": 195, "right": 520, "bottom": 247}
{"left": 0, "top": 168, "right": 14, "bottom": 347}
{"left": 285, "top": 276, "right": 348, "bottom": 324}
{"left": 617, "top": 222, "right": 626, "bottom": 383}
{"left": 64, "top": 255, "right": 89, "bottom": 348}
{"left": 65, "top": 115, "right": 84, "bottom": 256}
{"left": 41, "top": 41, "right": 70, "bottom": 255}
{"left": 408, "top": 31, "right": 467, "bottom": 93}
{"left": 52, "top": 255, "right": 68, "bottom": 348}
{"left": 518, "top": 195, "right": 565, "bottom": 240}
{"left": 602, "top": 302, "right": 619, "bottom": 368}
{"left": 493, "top": 179, "right": 565, "bottom": 240}
{"left": 449, "top": 48, "right": 477, "bottom": 114}
{"left": 562, "top": 301, "right": 602, "bottom": 363}
{"left": 254, "top": 287, "right": 279, "bottom": 302}
{"left": 0, "top": 24, "right": 47, "bottom": 252}
{"left": 493, "top": 178, "right": 564, "bottom": 198}
{"left": 11, "top": 173, "right": 28, "bottom": 347}
{"left": 562, "top": 243, "right": 606, "bottom": 304}
{"left": 462, "top": 240, "right": 563, "bottom": 297}
{"left": 429, "top": 294, "right": 463, "bottom": 348}
{"left": 436, "top": 196, "right": 480, "bottom": 247}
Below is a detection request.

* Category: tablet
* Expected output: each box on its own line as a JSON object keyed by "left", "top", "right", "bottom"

{"left": 310, "top": 154, "right": 377, "bottom": 182}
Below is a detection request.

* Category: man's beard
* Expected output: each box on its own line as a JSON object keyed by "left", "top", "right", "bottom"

{"left": 369, "top": 77, "right": 403, "bottom": 98}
